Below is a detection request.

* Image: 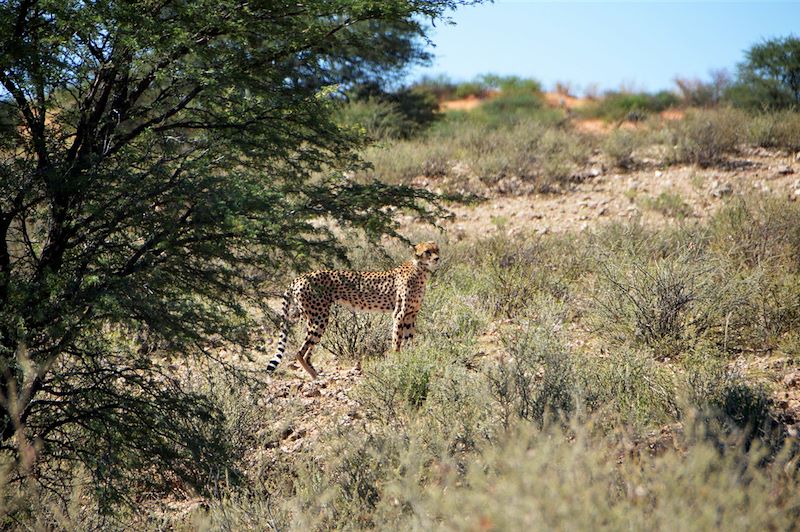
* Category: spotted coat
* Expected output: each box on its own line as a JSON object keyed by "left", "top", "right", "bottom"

{"left": 266, "top": 242, "right": 440, "bottom": 379}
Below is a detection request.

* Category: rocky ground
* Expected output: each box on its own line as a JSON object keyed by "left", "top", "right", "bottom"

{"left": 416, "top": 147, "right": 800, "bottom": 239}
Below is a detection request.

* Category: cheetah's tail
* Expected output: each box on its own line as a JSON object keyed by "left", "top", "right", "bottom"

{"left": 266, "top": 289, "right": 293, "bottom": 373}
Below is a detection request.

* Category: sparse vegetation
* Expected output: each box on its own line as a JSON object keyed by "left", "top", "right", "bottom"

{"left": 173, "top": 210, "right": 800, "bottom": 529}
{"left": 580, "top": 90, "right": 680, "bottom": 122}
{"left": 667, "top": 108, "right": 745, "bottom": 166}
{"left": 639, "top": 191, "right": 694, "bottom": 219}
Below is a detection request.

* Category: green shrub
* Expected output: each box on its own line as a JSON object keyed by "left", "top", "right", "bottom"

{"left": 708, "top": 195, "right": 800, "bottom": 270}
{"left": 480, "top": 91, "right": 543, "bottom": 116}
{"left": 338, "top": 97, "right": 410, "bottom": 140}
{"left": 481, "top": 74, "right": 543, "bottom": 95}
{"left": 603, "top": 128, "right": 646, "bottom": 169}
{"left": 746, "top": 110, "right": 800, "bottom": 151}
{"left": 638, "top": 191, "right": 694, "bottom": 220}
{"left": 489, "top": 319, "right": 575, "bottom": 429}
{"left": 580, "top": 348, "right": 680, "bottom": 428}
{"left": 667, "top": 108, "right": 746, "bottom": 166}
{"left": 359, "top": 113, "right": 590, "bottom": 192}
{"left": 338, "top": 86, "right": 440, "bottom": 140}
{"left": 682, "top": 348, "right": 780, "bottom": 448}
{"left": 467, "top": 235, "right": 584, "bottom": 319}
{"left": 412, "top": 74, "right": 457, "bottom": 101}
{"left": 320, "top": 306, "right": 391, "bottom": 363}
{"left": 411, "top": 422, "right": 800, "bottom": 531}
{"left": 592, "top": 250, "right": 718, "bottom": 358}
{"left": 357, "top": 347, "right": 437, "bottom": 422}
{"left": 582, "top": 90, "right": 680, "bottom": 122}
{"left": 423, "top": 364, "right": 493, "bottom": 452}
{"left": 454, "top": 80, "right": 490, "bottom": 99}
{"left": 287, "top": 430, "right": 405, "bottom": 530}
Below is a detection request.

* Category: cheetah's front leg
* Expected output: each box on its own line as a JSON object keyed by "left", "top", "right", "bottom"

{"left": 401, "top": 310, "right": 419, "bottom": 347}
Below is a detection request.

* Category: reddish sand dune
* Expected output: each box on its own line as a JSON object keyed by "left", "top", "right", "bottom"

{"left": 574, "top": 118, "right": 611, "bottom": 134}
{"left": 440, "top": 95, "right": 484, "bottom": 112}
{"left": 543, "top": 92, "right": 591, "bottom": 110}
{"left": 660, "top": 109, "right": 685, "bottom": 121}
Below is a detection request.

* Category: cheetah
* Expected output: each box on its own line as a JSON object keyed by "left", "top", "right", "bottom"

{"left": 266, "top": 241, "right": 440, "bottom": 379}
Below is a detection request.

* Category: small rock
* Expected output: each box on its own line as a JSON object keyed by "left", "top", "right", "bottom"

{"left": 288, "top": 428, "right": 307, "bottom": 441}
{"left": 303, "top": 386, "right": 321, "bottom": 398}
{"left": 783, "top": 370, "right": 800, "bottom": 388}
{"left": 589, "top": 167, "right": 602, "bottom": 177}
{"left": 655, "top": 171, "right": 663, "bottom": 178}
{"left": 775, "top": 164, "right": 794, "bottom": 175}
{"left": 709, "top": 180, "right": 733, "bottom": 198}
{"left": 754, "top": 181, "right": 771, "bottom": 193}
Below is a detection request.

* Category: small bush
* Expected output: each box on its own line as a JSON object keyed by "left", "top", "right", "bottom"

{"left": 481, "top": 91, "right": 543, "bottom": 116}
{"left": 469, "top": 235, "right": 583, "bottom": 319}
{"left": 746, "top": 110, "right": 800, "bottom": 151}
{"left": 603, "top": 128, "right": 646, "bottom": 169}
{"left": 412, "top": 74, "right": 458, "bottom": 101}
{"left": 592, "top": 249, "right": 717, "bottom": 358}
{"left": 320, "top": 306, "right": 391, "bottom": 364}
{"left": 357, "top": 347, "right": 437, "bottom": 422}
{"left": 709, "top": 195, "right": 800, "bottom": 270}
{"left": 360, "top": 113, "right": 590, "bottom": 192}
{"left": 580, "top": 348, "right": 680, "bottom": 428}
{"left": 489, "top": 319, "right": 575, "bottom": 429}
{"left": 482, "top": 74, "right": 543, "bottom": 95}
{"left": 338, "top": 97, "right": 410, "bottom": 140}
{"left": 424, "top": 364, "right": 493, "bottom": 452}
{"left": 454, "top": 80, "right": 490, "bottom": 99}
{"left": 414, "top": 421, "right": 800, "bottom": 531}
{"left": 683, "top": 349, "right": 780, "bottom": 448}
{"left": 339, "top": 86, "right": 440, "bottom": 140}
{"left": 639, "top": 191, "right": 694, "bottom": 220}
{"left": 667, "top": 108, "right": 746, "bottom": 166}
{"left": 582, "top": 90, "right": 680, "bottom": 122}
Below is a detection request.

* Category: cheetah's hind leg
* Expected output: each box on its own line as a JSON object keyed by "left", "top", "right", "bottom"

{"left": 293, "top": 311, "right": 330, "bottom": 379}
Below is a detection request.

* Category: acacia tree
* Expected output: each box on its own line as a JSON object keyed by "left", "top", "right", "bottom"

{"left": 729, "top": 36, "right": 800, "bottom": 109}
{"left": 0, "top": 0, "right": 470, "bottom": 506}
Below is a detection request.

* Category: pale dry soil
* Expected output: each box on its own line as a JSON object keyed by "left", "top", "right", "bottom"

{"left": 420, "top": 148, "right": 800, "bottom": 239}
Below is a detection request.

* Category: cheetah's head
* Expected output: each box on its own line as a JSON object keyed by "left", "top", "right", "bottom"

{"left": 414, "top": 241, "right": 440, "bottom": 271}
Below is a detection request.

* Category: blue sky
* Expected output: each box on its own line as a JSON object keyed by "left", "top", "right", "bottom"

{"left": 410, "top": 1, "right": 800, "bottom": 94}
